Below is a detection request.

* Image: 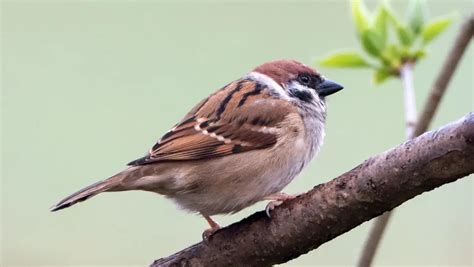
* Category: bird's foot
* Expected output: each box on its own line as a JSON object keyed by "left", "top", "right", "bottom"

{"left": 264, "top": 192, "right": 296, "bottom": 218}
{"left": 265, "top": 201, "right": 283, "bottom": 218}
{"left": 202, "top": 225, "right": 221, "bottom": 241}
{"left": 201, "top": 214, "right": 221, "bottom": 241}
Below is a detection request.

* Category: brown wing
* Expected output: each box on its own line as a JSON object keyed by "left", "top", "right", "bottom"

{"left": 127, "top": 79, "right": 296, "bottom": 166}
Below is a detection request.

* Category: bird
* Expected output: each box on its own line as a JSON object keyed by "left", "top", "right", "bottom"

{"left": 51, "top": 59, "right": 343, "bottom": 239}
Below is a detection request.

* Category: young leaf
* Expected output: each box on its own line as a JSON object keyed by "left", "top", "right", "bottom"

{"left": 351, "top": 0, "right": 370, "bottom": 35}
{"left": 413, "top": 49, "right": 427, "bottom": 59}
{"left": 374, "top": 7, "right": 388, "bottom": 49}
{"left": 361, "top": 29, "right": 384, "bottom": 57}
{"left": 383, "top": 45, "right": 401, "bottom": 60}
{"left": 373, "top": 68, "right": 392, "bottom": 84}
{"left": 381, "top": 45, "right": 402, "bottom": 69}
{"left": 319, "top": 51, "right": 371, "bottom": 68}
{"left": 401, "top": 47, "right": 413, "bottom": 61}
{"left": 384, "top": 2, "right": 403, "bottom": 28}
{"left": 396, "top": 24, "right": 415, "bottom": 47}
{"left": 407, "top": 0, "right": 427, "bottom": 35}
{"left": 422, "top": 17, "right": 452, "bottom": 44}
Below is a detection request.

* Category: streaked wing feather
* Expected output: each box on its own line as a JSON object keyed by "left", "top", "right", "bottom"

{"left": 127, "top": 79, "right": 295, "bottom": 166}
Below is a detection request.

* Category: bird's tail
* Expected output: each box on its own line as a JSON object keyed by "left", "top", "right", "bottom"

{"left": 50, "top": 174, "right": 122, "bottom": 212}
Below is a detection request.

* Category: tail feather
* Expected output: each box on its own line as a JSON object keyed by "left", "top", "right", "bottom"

{"left": 51, "top": 177, "right": 119, "bottom": 212}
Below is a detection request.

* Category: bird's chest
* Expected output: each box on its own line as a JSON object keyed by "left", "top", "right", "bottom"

{"left": 263, "top": 115, "right": 325, "bottom": 192}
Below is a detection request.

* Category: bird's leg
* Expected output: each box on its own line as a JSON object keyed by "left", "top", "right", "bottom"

{"left": 201, "top": 214, "right": 221, "bottom": 240}
{"left": 263, "top": 192, "right": 296, "bottom": 218}
{"left": 264, "top": 192, "right": 296, "bottom": 201}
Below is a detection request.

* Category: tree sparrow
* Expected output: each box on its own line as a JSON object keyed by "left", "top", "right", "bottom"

{"left": 51, "top": 59, "right": 343, "bottom": 238}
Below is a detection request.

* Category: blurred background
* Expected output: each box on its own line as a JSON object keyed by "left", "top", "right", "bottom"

{"left": 1, "top": 0, "right": 472, "bottom": 266}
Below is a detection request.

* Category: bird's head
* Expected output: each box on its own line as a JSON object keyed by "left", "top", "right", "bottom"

{"left": 251, "top": 59, "right": 343, "bottom": 105}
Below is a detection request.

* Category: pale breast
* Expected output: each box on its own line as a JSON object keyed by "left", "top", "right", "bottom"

{"left": 164, "top": 112, "right": 325, "bottom": 215}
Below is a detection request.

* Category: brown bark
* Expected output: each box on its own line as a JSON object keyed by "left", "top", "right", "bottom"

{"left": 151, "top": 112, "right": 474, "bottom": 267}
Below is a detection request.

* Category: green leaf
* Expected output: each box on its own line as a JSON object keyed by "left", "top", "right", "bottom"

{"left": 422, "top": 17, "right": 452, "bottom": 44}
{"left": 373, "top": 68, "right": 392, "bottom": 84}
{"left": 384, "top": 2, "right": 403, "bottom": 28}
{"left": 374, "top": 7, "right": 388, "bottom": 49}
{"left": 407, "top": 0, "right": 427, "bottom": 35}
{"left": 381, "top": 44, "right": 402, "bottom": 68}
{"left": 385, "top": 3, "right": 416, "bottom": 47}
{"left": 413, "top": 49, "right": 426, "bottom": 59}
{"left": 383, "top": 45, "right": 401, "bottom": 60}
{"left": 361, "top": 29, "right": 384, "bottom": 57}
{"left": 351, "top": 0, "right": 370, "bottom": 35}
{"left": 319, "top": 51, "right": 371, "bottom": 68}
{"left": 396, "top": 24, "right": 415, "bottom": 47}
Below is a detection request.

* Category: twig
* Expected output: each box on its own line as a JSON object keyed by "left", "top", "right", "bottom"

{"left": 151, "top": 113, "right": 474, "bottom": 267}
{"left": 358, "top": 61, "right": 418, "bottom": 267}
{"left": 401, "top": 62, "right": 418, "bottom": 138}
{"left": 414, "top": 13, "right": 474, "bottom": 137}
{"left": 358, "top": 13, "right": 474, "bottom": 267}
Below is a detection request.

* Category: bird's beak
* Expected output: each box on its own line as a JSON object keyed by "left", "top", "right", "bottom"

{"left": 317, "top": 79, "right": 344, "bottom": 97}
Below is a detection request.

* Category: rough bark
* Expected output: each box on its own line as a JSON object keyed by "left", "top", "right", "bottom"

{"left": 151, "top": 112, "right": 474, "bottom": 267}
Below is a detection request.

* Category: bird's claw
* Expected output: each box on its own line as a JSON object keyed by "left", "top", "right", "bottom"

{"left": 264, "top": 192, "right": 297, "bottom": 218}
{"left": 265, "top": 200, "right": 283, "bottom": 218}
{"left": 202, "top": 226, "right": 221, "bottom": 241}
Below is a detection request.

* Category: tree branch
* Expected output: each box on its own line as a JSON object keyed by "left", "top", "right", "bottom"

{"left": 151, "top": 112, "right": 474, "bottom": 267}
{"left": 414, "top": 13, "right": 474, "bottom": 137}
{"left": 358, "top": 13, "right": 474, "bottom": 266}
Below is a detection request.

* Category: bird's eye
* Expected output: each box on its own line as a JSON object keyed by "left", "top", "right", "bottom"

{"left": 298, "top": 75, "right": 311, "bottom": 85}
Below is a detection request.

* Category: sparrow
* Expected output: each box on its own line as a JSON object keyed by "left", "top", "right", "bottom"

{"left": 51, "top": 59, "right": 343, "bottom": 239}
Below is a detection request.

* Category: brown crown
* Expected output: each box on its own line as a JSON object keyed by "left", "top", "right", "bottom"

{"left": 252, "top": 59, "right": 319, "bottom": 86}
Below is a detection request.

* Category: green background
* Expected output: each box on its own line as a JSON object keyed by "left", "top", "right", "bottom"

{"left": 2, "top": 0, "right": 473, "bottom": 266}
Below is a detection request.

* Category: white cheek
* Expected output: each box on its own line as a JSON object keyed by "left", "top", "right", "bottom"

{"left": 288, "top": 81, "right": 322, "bottom": 102}
{"left": 244, "top": 72, "right": 290, "bottom": 100}
{"left": 289, "top": 81, "right": 311, "bottom": 94}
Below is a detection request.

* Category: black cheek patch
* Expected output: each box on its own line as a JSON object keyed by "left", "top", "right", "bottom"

{"left": 289, "top": 88, "right": 314, "bottom": 102}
